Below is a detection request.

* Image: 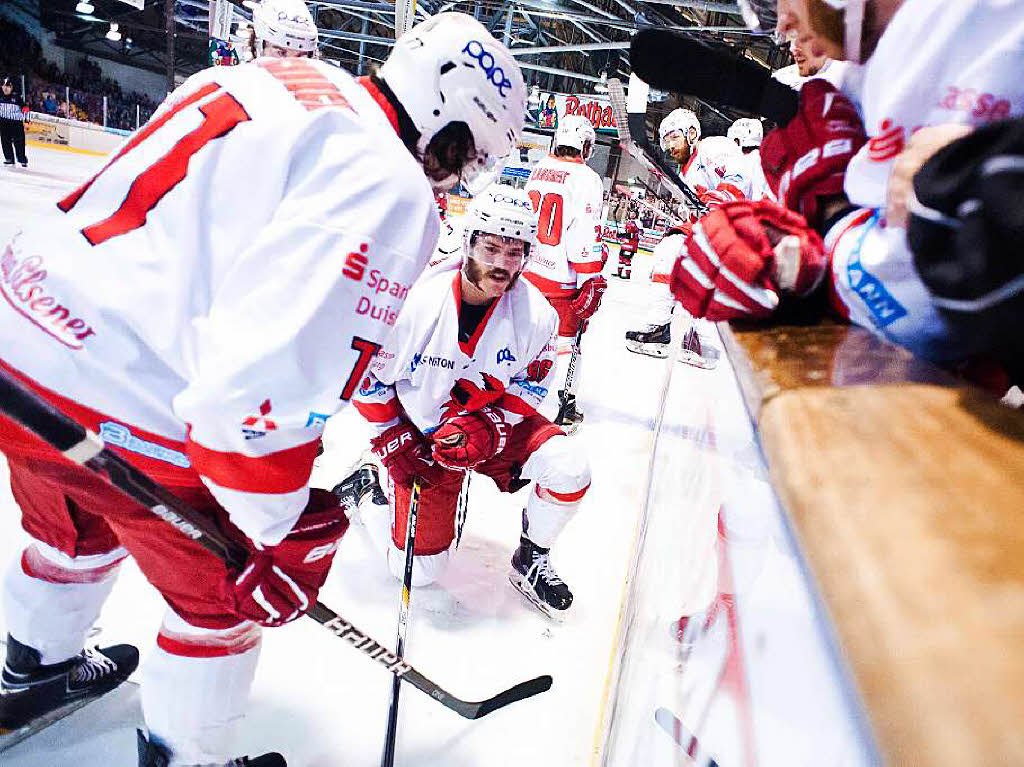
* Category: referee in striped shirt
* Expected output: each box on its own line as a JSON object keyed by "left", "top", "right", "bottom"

{"left": 0, "top": 77, "right": 29, "bottom": 168}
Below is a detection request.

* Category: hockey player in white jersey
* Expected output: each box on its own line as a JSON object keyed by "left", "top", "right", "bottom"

{"left": 246, "top": 0, "right": 318, "bottom": 60}
{"left": 729, "top": 117, "right": 771, "bottom": 202}
{"left": 0, "top": 14, "right": 527, "bottom": 766}
{"left": 670, "top": 0, "right": 1024, "bottom": 365}
{"left": 345, "top": 187, "right": 591, "bottom": 620}
{"left": 522, "top": 115, "right": 608, "bottom": 430}
{"left": 626, "top": 110, "right": 756, "bottom": 361}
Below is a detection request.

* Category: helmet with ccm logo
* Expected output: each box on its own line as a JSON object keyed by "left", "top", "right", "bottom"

{"left": 252, "top": 0, "right": 318, "bottom": 54}
{"left": 554, "top": 114, "right": 597, "bottom": 160}
{"left": 728, "top": 117, "right": 763, "bottom": 148}
{"left": 461, "top": 185, "right": 538, "bottom": 265}
{"left": 659, "top": 108, "right": 701, "bottom": 150}
{"left": 379, "top": 14, "right": 528, "bottom": 184}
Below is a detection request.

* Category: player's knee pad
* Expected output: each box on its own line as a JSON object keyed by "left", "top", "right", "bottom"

{"left": 386, "top": 546, "right": 451, "bottom": 587}
{"left": 2, "top": 540, "right": 127, "bottom": 663}
{"left": 524, "top": 435, "right": 592, "bottom": 500}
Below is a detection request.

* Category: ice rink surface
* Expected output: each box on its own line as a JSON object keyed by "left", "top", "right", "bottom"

{"left": 0, "top": 146, "right": 874, "bottom": 766}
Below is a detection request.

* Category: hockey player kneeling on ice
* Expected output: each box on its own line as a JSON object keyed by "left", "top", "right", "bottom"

{"left": 348, "top": 188, "right": 591, "bottom": 620}
{"left": 0, "top": 12, "right": 527, "bottom": 765}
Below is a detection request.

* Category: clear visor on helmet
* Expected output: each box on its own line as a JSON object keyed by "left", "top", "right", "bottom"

{"left": 468, "top": 231, "right": 530, "bottom": 273}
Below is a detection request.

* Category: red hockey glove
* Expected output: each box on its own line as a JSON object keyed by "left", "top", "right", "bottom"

{"left": 371, "top": 421, "right": 445, "bottom": 487}
{"left": 570, "top": 276, "right": 608, "bottom": 320}
{"left": 431, "top": 407, "right": 510, "bottom": 470}
{"left": 760, "top": 80, "right": 867, "bottom": 230}
{"left": 669, "top": 200, "right": 826, "bottom": 322}
{"left": 231, "top": 488, "right": 349, "bottom": 626}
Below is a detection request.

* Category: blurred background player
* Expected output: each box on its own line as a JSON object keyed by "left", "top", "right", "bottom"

{"left": 729, "top": 117, "right": 771, "bottom": 201}
{"left": 345, "top": 187, "right": 591, "bottom": 620}
{"left": 246, "top": 0, "right": 318, "bottom": 60}
{"left": 523, "top": 115, "right": 608, "bottom": 430}
{"left": 615, "top": 216, "right": 641, "bottom": 279}
{"left": 0, "top": 14, "right": 527, "bottom": 765}
{"left": 0, "top": 76, "right": 29, "bottom": 167}
{"left": 625, "top": 109, "right": 756, "bottom": 362}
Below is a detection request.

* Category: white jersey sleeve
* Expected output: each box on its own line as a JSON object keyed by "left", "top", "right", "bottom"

{"left": 682, "top": 136, "right": 752, "bottom": 205}
{"left": 842, "top": 0, "right": 1024, "bottom": 210}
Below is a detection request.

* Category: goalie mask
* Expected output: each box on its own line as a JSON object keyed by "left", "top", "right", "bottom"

{"left": 461, "top": 186, "right": 538, "bottom": 297}
{"left": 554, "top": 115, "right": 597, "bottom": 161}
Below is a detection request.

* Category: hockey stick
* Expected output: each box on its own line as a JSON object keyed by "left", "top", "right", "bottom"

{"left": 381, "top": 477, "right": 421, "bottom": 767}
{"left": 454, "top": 471, "right": 472, "bottom": 550}
{"left": 394, "top": 0, "right": 414, "bottom": 38}
{"left": 554, "top": 323, "right": 586, "bottom": 427}
{"left": 0, "top": 371, "right": 552, "bottom": 720}
{"left": 629, "top": 29, "right": 799, "bottom": 124}
{"left": 607, "top": 76, "right": 707, "bottom": 217}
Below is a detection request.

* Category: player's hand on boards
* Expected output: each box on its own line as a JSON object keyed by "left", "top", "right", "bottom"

{"left": 669, "top": 200, "right": 826, "bottom": 321}
{"left": 231, "top": 488, "right": 349, "bottom": 626}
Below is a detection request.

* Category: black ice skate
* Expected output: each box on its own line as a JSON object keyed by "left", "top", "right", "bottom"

{"left": 138, "top": 729, "right": 286, "bottom": 766}
{"left": 509, "top": 537, "right": 572, "bottom": 621}
{"left": 624, "top": 323, "right": 671, "bottom": 358}
{"left": 554, "top": 391, "right": 584, "bottom": 435}
{"left": 677, "top": 326, "right": 721, "bottom": 370}
{"left": 0, "top": 634, "right": 139, "bottom": 736}
{"left": 332, "top": 461, "right": 387, "bottom": 516}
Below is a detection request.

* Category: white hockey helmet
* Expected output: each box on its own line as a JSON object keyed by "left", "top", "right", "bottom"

{"left": 379, "top": 14, "right": 528, "bottom": 187}
{"left": 659, "top": 108, "right": 700, "bottom": 151}
{"left": 252, "top": 0, "right": 317, "bottom": 55}
{"left": 554, "top": 114, "right": 597, "bottom": 160}
{"left": 461, "top": 185, "right": 538, "bottom": 269}
{"left": 728, "top": 117, "right": 763, "bottom": 148}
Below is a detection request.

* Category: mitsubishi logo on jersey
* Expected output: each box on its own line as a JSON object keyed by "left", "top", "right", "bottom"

{"left": 242, "top": 399, "right": 277, "bottom": 440}
{"left": 868, "top": 119, "right": 905, "bottom": 163}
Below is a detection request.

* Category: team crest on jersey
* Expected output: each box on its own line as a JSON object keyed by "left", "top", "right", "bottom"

{"left": 496, "top": 347, "right": 516, "bottom": 365}
{"left": 441, "top": 373, "right": 505, "bottom": 419}
{"left": 305, "top": 412, "right": 329, "bottom": 429}
{"left": 242, "top": 399, "right": 277, "bottom": 440}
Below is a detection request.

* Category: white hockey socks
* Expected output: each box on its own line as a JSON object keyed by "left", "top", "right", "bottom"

{"left": 2, "top": 541, "right": 126, "bottom": 664}
{"left": 140, "top": 611, "right": 261, "bottom": 766}
{"left": 520, "top": 436, "right": 591, "bottom": 547}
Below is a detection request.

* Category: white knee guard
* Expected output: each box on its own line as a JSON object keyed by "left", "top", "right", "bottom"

{"left": 2, "top": 540, "right": 126, "bottom": 664}
{"left": 141, "top": 611, "right": 262, "bottom": 766}
{"left": 520, "top": 436, "right": 591, "bottom": 547}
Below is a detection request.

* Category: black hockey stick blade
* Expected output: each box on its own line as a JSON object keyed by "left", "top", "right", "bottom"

{"left": 630, "top": 29, "right": 798, "bottom": 124}
{"left": 456, "top": 673, "right": 553, "bottom": 719}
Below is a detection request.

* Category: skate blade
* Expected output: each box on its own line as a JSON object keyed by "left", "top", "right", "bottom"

{"left": 0, "top": 695, "right": 98, "bottom": 753}
{"left": 677, "top": 348, "right": 720, "bottom": 369}
{"left": 508, "top": 572, "right": 567, "bottom": 624}
{"left": 625, "top": 340, "right": 668, "bottom": 358}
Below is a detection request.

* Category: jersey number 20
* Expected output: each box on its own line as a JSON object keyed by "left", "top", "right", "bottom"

{"left": 527, "top": 191, "right": 564, "bottom": 247}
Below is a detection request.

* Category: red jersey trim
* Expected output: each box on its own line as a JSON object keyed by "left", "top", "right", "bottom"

{"left": 537, "top": 482, "right": 591, "bottom": 503}
{"left": 357, "top": 76, "right": 401, "bottom": 137}
{"left": 498, "top": 391, "right": 539, "bottom": 418}
{"left": 522, "top": 271, "right": 576, "bottom": 298}
{"left": 452, "top": 273, "right": 500, "bottom": 357}
{"left": 651, "top": 273, "right": 671, "bottom": 284}
{"left": 717, "top": 182, "right": 746, "bottom": 201}
{"left": 185, "top": 429, "right": 319, "bottom": 495}
{"left": 353, "top": 398, "right": 401, "bottom": 424}
{"left": 157, "top": 626, "right": 261, "bottom": 658}
{"left": 570, "top": 260, "right": 603, "bottom": 274}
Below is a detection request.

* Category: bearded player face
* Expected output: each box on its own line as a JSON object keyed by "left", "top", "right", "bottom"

{"left": 466, "top": 233, "right": 529, "bottom": 299}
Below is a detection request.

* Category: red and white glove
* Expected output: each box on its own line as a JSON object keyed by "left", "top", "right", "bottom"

{"left": 231, "top": 488, "right": 349, "bottom": 626}
{"left": 669, "top": 200, "right": 826, "bottom": 322}
{"left": 371, "top": 421, "right": 445, "bottom": 487}
{"left": 760, "top": 79, "right": 867, "bottom": 230}
{"left": 570, "top": 276, "right": 608, "bottom": 320}
{"left": 431, "top": 407, "right": 510, "bottom": 470}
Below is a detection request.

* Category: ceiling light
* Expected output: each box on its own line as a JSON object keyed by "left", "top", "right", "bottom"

{"left": 106, "top": 23, "right": 121, "bottom": 41}
{"left": 76, "top": 1, "right": 94, "bottom": 13}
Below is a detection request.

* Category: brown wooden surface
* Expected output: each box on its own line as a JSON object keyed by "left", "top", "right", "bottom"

{"left": 721, "top": 323, "right": 1024, "bottom": 767}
